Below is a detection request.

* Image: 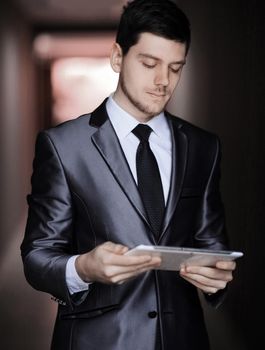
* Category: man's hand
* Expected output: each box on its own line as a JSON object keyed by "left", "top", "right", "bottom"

{"left": 179, "top": 260, "right": 236, "bottom": 294}
{"left": 75, "top": 241, "right": 161, "bottom": 285}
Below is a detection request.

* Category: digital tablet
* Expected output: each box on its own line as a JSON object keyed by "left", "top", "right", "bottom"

{"left": 125, "top": 245, "right": 243, "bottom": 271}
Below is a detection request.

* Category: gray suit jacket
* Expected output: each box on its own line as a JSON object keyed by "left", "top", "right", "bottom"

{"left": 21, "top": 100, "right": 228, "bottom": 350}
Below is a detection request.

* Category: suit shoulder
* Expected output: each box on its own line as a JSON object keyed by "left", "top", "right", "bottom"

{"left": 42, "top": 114, "right": 92, "bottom": 138}
{"left": 34, "top": 114, "right": 95, "bottom": 156}
{"left": 167, "top": 112, "right": 220, "bottom": 144}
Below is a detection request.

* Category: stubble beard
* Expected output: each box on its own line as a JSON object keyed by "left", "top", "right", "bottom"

{"left": 120, "top": 75, "right": 168, "bottom": 118}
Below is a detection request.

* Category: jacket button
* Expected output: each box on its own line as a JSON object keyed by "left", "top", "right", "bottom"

{"left": 148, "top": 311, "right": 157, "bottom": 318}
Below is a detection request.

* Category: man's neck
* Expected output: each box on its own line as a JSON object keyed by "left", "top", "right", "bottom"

{"left": 112, "top": 91, "right": 156, "bottom": 123}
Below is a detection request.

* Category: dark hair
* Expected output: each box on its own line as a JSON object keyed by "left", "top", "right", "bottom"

{"left": 116, "top": 0, "right": 191, "bottom": 55}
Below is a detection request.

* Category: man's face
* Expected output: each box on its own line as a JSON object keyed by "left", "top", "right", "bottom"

{"left": 112, "top": 32, "right": 187, "bottom": 122}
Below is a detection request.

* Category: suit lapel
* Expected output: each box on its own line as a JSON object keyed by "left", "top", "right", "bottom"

{"left": 89, "top": 100, "right": 152, "bottom": 231}
{"left": 159, "top": 114, "right": 188, "bottom": 241}
{"left": 89, "top": 101, "right": 188, "bottom": 242}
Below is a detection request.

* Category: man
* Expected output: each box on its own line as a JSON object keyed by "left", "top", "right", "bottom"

{"left": 21, "top": 1, "right": 236, "bottom": 349}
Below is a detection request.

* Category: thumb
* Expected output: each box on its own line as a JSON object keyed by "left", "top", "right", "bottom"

{"left": 102, "top": 241, "right": 129, "bottom": 255}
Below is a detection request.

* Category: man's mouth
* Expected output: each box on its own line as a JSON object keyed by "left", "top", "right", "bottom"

{"left": 147, "top": 91, "right": 167, "bottom": 97}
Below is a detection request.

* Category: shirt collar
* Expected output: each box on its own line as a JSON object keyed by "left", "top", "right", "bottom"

{"left": 106, "top": 95, "right": 168, "bottom": 140}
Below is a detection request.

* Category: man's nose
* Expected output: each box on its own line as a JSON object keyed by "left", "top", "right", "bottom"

{"left": 154, "top": 68, "right": 169, "bottom": 86}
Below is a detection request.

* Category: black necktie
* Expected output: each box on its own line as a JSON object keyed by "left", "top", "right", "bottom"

{"left": 132, "top": 124, "right": 165, "bottom": 236}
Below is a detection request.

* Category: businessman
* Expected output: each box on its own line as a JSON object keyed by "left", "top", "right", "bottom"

{"left": 21, "top": 1, "right": 236, "bottom": 349}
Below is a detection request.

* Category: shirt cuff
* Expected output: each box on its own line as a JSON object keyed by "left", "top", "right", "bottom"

{"left": 66, "top": 255, "right": 91, "bottom": 295}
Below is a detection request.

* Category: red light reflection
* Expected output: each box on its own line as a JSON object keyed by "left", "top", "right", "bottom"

{"left": 51, "top": 57, "right": 118, "bottom": 125}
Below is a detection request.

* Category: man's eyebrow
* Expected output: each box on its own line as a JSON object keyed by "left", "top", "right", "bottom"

{"left": 137, "top": 53, "right": 186, "bottom": 65}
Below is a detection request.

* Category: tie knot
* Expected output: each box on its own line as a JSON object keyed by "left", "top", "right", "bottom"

{"left": 132, "top": 124, "right": 152, "bottom": 142}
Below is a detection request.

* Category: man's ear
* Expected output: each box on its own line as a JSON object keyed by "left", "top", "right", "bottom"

{"left": 110, "top": 43, "right": 123, "bottom": 73}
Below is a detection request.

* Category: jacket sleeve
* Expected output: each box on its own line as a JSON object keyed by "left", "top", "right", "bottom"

{"left": 194, "top": 136, "right": 229, "bottom": 308}
{"left": 194, "top": 136, "right": 228, "bottom": 250}
{"left": 21, "top": 131, "right": 84, "bottom": 308}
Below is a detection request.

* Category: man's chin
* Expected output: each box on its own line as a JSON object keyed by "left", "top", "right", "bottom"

{"left": 144, "top": 104, "right": 166, "bottom": 117}
{"left": 134, "top": 106, "right": 164, "bottom": 121}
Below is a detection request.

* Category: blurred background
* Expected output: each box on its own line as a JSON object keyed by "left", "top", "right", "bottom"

{"left": 0, "top": 0, "right": 264, "bottom": 349}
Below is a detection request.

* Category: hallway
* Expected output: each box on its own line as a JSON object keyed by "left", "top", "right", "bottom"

{"left": 0, "top": 1, "right": 264, "bottom": 349}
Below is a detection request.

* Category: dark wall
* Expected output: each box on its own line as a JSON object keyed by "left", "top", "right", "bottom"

{"left": 0, "top": 2, "right": 56, "bottom": 349}
{"left": 169, "top": 1, "right": 265, "bottom": 349}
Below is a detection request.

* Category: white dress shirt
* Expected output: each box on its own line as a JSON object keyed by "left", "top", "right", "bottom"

{"left": 66, "top": 95, "right": 172, "bottom": 294}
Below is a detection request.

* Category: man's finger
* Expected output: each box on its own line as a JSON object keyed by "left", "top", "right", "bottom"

{"left": 216, "top": 260, "right": 236, "bottom": 270}
{"left": 181, "top": 265, "right": 233, "bottom": 281}
{"left": 101, "top": 241, "right": 129, "bottom": 255}
{"left": 181, "top": 275, "right": 219, "bottom": 294}
{"left": 101, "top": 251, "right": 161, "bottom": 267}
{"left": 180, "top": 268, "right": 230, "bottom": 290}
{"left": 110, "top": 263, "right": 161, "bottom": 284}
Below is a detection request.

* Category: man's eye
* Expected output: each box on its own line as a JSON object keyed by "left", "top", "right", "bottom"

{"left": 142, "top": 62, "right": 156, "bottom": 69}
{"left": 171, "top": 67, "right": 181, "bottom": 74}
